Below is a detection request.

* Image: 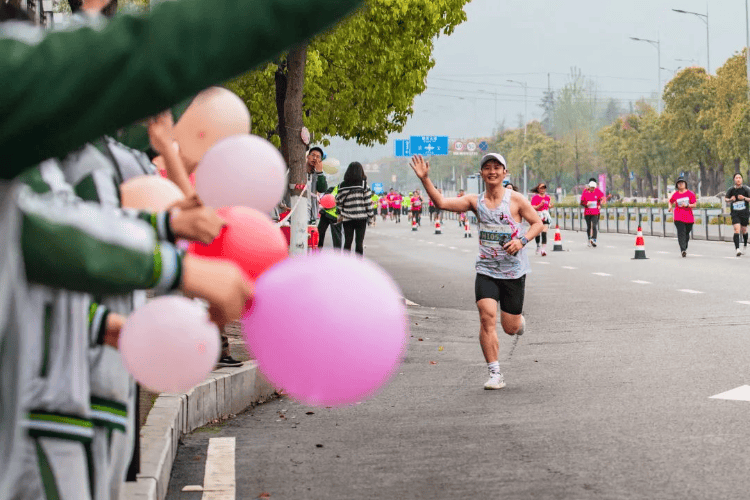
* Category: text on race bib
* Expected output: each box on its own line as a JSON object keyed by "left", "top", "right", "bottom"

{"left": 733, "top": 201, "right": 747, "bottom": 211}
{"left": 587, "top": 201, "right": 598, "bottom": 209}
{"left": 479, "top": 223, "right": 513, "bottom": 247}
{"left": 676, "top": 197, "right": 689, "bottom": 207}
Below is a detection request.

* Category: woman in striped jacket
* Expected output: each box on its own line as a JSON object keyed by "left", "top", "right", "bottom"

{"left": 335, "top": 162, "right": 375, "bottom": 255}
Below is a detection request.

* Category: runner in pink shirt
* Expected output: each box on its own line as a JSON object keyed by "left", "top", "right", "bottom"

{"left": 668, "top": 177, "right": 697, "bottom": 257}
{"left": 392, "top": 192, "right": 402, "bottom": 223}
{"left": 411, "top": 191, "right": 423, "bottom": 226}
{"left": 579, "top": 179, "right": 605, "bottom": 247}
{"left": 530, "top": 183, "right": 553, "bottom": 256}
{"left": 379, "top": 195, "right": 389, "bottom": 222}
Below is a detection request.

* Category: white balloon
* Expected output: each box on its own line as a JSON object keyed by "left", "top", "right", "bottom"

{"left": 195, "top": 134, "right": 287, "bottom": 212}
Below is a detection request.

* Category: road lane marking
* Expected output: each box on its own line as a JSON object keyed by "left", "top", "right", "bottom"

{"left": 724, "top": 257, "right": 739, "bottom": 260}
{"left": 737, "top": 301, "right": 750, "bottom": 306}
{"left": 426, "top": 242, "right": 435, "bottom": 245}
{"left": 678, "top": 289, "right": 703, "bottom": 294}
{"left": 404, "top": 298, "right": 419, "bottom": 306}
{"left": 632, "top": 280, "right": 651, "bottom": 284}
{"left": 449, "top": 246, "right": 457, "bottom": 250}
{"left": 462, "top": 249, "right": 471, "bottom": 253}
{"left": 710, "top": 385, "right": 750, "bottom": 401}
{"left": 536, "top": 262, "right": 550, "bottom": 265}
{"left": 657, "top": 251, "right": 670, "bottom": 254}
{"left": 592, "top": 272, "right": 611, "bottom": 277}
{"left": 562, "top": 266, "right": 577, "bottom": 270}
{"left": 606, "top": 246, "right": 616, "bottom": 249}
{"left": 437, "top": 244, "right": 446, "bottom": 247}
{"left": 692, "top": 254, "right": 704, "bottom": 257}
{"left": 181, "top": 437, "right": 236, "bottom": 499}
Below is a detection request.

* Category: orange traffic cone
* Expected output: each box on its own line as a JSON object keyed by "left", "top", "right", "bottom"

{"left": 434, "top": 220, "right": 442, "bottom": 235}
{"left": 633, "top": 226, "right": 648, "bottom": 259}
{"left": 552, "top": 225, "right": 564, "bottom": 252}
{"left": 464, "top": 221, "right": 471, "bottom": 238}
{"left": 412, "top": 218, "right": 418, "bottom": 232}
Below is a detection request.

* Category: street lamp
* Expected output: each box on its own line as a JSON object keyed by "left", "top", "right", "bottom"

{"left": 507, "top": 80, "right": 528, "bottom": 195}
{"left": 630, "top": 36, "right": 662, "bottom": 113}
{"left": 672, "top": 7, "right": 710, "bottom": 74}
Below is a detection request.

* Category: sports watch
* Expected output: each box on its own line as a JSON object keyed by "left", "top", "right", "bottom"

{"left": 519, "top": 236, "right": 529, "bottom": 246}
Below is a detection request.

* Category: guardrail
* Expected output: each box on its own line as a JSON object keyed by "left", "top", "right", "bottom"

{"left": 551, "top": 206, "right": 736, "bottom": 242}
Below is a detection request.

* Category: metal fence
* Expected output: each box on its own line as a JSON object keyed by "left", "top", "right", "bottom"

{"left": 551, "top": 207, "right": 736, "bottom": 242}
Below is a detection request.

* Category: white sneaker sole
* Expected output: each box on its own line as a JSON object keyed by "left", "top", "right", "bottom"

{"left": 484, "top": 381, "right": 506, "bottom": 390}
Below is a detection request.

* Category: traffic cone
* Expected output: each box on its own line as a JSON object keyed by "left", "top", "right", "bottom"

{"left": 633, "top": 226, "right": 648, "bottom": 259}
{"left": 552, "top": 225, "right": 564, "bottom": 252}
{"left": 464, "top": 221, "right": 471, "bottom": 238}
{"left": 412, "top": 218, "right": 418, "bottom": 232}
{"left": 434, "top": 220, "right": 442, "bottom": 234}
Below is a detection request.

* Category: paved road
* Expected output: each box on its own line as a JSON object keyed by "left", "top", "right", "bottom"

{"left": 167, "top": 218, "right": 750, "bottom": 499}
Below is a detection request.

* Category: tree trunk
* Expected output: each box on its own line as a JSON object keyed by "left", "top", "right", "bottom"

{"left": 284, "top": 44, "right": 309, "bottom": 256}
{"left": 621, "top": 158, "right": 630, "bottom": 197}
{"left": 735, "top": 157, "right": 742, "bottom": 175}
{"left": 645, "top": 170, "right": 654, "bottom": 198}
{"left": 698, "top": 161, "right": 707, "bottom": 196}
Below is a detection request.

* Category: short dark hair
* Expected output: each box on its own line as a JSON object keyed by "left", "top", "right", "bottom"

{"left": 342, "top": 161, "right": 367, "bottom": 187}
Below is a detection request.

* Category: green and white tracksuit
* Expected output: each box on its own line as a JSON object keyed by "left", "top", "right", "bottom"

{"left": 0, "top": 161, "right": 184, "bottom": 500}
{"left": 0, "top": 0, "right": 363, "bottom": 176}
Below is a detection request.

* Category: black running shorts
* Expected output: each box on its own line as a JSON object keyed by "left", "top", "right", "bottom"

{"left": 475, "top": 273, "right": 526, "bottom": 315}
{"left": 731, "top": 213, "right": 749, "bottom": 226}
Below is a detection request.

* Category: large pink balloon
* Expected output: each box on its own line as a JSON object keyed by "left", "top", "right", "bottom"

{"left": 120, "top": 175, "right": 184, "bottom": 211}
{"left": 319, "top": 193, "right": 336, "bottom": 210}
{"left": 119, "top": 297, "right": 220, "bottom": 392}
{"left": 242, "top": 253, "right": 409, "bottom": 407}
{"left": 195, "top": 134, "right": 286, "bottom": 213}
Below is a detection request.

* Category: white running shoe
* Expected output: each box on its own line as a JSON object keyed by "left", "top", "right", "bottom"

{"left": 737, "top": 249, "right": 742, "bottom": 257}
{"left": 535, "top": 246, "right": 540, "bottom": 255}
{"left": 541, "top": 249, "right": 547, "bottom": 257}
{"left": 591, "top": 239, "right": 597, "bottom": 248}
{"left": 484, "top": 372, "right": 506, "bottom": 390}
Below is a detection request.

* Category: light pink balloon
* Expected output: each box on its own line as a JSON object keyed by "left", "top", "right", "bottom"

{"left": 241, "top": 252, "right": 409, "bottom": 407}
{"left": 195, "top": 134, "right": 286, "bottom": 213}
{"left": 120, "top": 175, "right": 185, "bottom": 211}
{"left": 119, "top": 297, "right": 220, "bottom": 392}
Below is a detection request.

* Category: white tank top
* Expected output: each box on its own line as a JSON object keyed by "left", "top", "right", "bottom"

{"left": 475, "top": 189, "right": 530, "bottom": 280}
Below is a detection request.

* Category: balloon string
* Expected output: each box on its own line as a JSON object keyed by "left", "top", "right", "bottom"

{"left": 276, "top": 183, "right": 310, "bottom": 227}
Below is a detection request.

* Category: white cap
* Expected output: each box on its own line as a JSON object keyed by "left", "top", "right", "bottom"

{"left": 480, "top": 153, "right": 507, "bottom": 168}
{"left": 588, "top": 181, "right": 597, "bottom": 188}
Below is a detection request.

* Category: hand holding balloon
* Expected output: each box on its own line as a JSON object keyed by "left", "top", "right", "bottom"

{"left": 170, "top": 206, "right": 226, "bottom": 245}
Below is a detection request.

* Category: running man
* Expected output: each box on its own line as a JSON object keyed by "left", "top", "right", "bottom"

{"left": 392, "top": 190, "right": 402, "bottom": 223}
{"left": 379, "top": 195, "right": 389, "bottom": 222}
{"left": 411, "top": 190, "right": 423, "bottom": 226}
{"left": 725, "top": 173, "right": 750, "bottom": 256}
{"left": 410, "top": 153, "right": 543, "bottom": 390}
{"left": 580, "top": 179, "right": 605, "bottom": 247}
{"left": 530, "top": 183, "right": 553, "bottom": 256}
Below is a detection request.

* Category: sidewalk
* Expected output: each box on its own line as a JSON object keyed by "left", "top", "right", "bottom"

{"left": 123, "top": 323, "right": 277, "bottom": 500}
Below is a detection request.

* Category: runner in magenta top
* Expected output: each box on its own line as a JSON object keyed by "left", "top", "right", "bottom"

{"left": 530, "top": 183, "right": 553, "bottom": 256}
{"left": 379, "top": 195, "right": 389, "bottom": 221}
{"left": 411, "top": 191, "right": 423, "bottom": 226}
{"left": 580, "top": 179, "right": 606, "bottom": 247}
{"left": 668, "top": 177, "right": 696, "bottom": 257}
{"left": 392, "top": 192, "right": 402, "bottom": 223}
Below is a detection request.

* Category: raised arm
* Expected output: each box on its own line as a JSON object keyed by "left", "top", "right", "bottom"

{"left": 409, "top": 155, "right": 475, "bottom": 213}
{"left": 0, "top": 0, "right": 363, "bottom": 175}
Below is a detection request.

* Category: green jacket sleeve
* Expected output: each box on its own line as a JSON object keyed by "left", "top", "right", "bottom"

{"left": 316, "top": 173, "right": 328, "bottom": 193}
{"left": 0, "top": 0, "right": 363, "bottom": 176}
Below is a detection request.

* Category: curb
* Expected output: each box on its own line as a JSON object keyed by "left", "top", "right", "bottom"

{"left": 120, "top": 361, "right": 276, "bottom": 500}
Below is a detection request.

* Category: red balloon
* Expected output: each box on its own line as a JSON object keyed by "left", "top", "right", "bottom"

{"left": 189, "top": 206, "right": 288, "bottom": 281}
{"left": 320, "top": 194, "right": 336, "bottom": 210}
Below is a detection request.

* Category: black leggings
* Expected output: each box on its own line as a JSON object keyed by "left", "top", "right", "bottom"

{"left": 585, "top": 214, "right": 599, "bottom": 240}
{"left": 674, "top": 221, "right": 693, "bottom": 252}
{"left": 534, "top": 232, "right": 548, "bottom": 246}
{"left": 343, "top": 219, "right": 367, "bottom": 255}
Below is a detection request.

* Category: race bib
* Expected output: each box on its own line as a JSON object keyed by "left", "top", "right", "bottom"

{"left": 733, "top": 201, "right": 747, "bottom": 211}
{"left": 676, "top": 197, "right": 689, "bottom": 208}
{"left": 479, "top": 223, "right": 513, "bottom": 247}
{"left": 587, "top": 201, "right": 598, "bottom": 209}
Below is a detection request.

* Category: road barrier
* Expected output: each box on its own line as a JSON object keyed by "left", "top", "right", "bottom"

{"left": 551, "top": 206, "right": 734, "bottom": 242}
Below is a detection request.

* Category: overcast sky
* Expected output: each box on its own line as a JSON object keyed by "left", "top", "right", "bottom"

{"left": 328, "top": 0, "right": 750, "bottom": 164}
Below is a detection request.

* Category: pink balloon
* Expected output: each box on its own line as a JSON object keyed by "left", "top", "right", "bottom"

{"left": 195, "top": 134, "right": 286, "bottom": 213}
{"left": 119, "top": 297, "right": 220, "bottom": 392}
{"left": 120, "top": 175, "right": 185, "bottom": 211}
{"left": 319, "top": 194, "right": 336, "bottom": 209}
{"left": 242, "top": 252, "right": 409, "bottom": 407}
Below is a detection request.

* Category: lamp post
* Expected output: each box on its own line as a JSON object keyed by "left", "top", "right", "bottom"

{"left": 630, "top": 36, "right": 662, "bottom": 113}
{"left": 507, "top": 80, "right": 528, "bottom": 195}
{"left": 672, "top": 7, "right": 710, "bottom": 74}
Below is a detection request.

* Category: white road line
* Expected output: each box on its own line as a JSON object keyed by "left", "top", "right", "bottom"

{"left": 678, "top": 289, "right": 703, "bottom": 294}
{"left": 657, "top": 251, "right": 670, "bottom": 255}
{"left": 449, "top": 246, "right": 457, "bottom": 250}
{"left": 200, "top": 437, "right": 235, "bottom": 499}
{"left": 562, "top": 266, "right": 577, "bottom": 270}
{"left": 606, "top": 246, "right": 616, "bottom": 249}
{"left": 724, "top": 257, "right": 739, "bottom": 260}
{"left": 592, "top": 272, "right": 611, "bottom": 277}
{"left": 692, "top": 254, "right": 704, "bottom": 257}
{"left": 631, "top": 280, "right": 651, "bottom": 285}
{"left": 462, "top": 249, "right": 471, "bottom": 253}
{"left": 426, "top": 242, "right": 435, "bottom": 245}
{"left": 536, "top": 262, "right": 550, "bottom": 265}
{"left": 736, "top": 301, "right": 750, "bottom": 306}
{"left": 437, "top": 244, "right": 446, "bottom": 247}
{"left": 710, "top": 385, "right": 750, "bottom": 401}
{"left": 404, "top": 298, "right": 419, "bottom": 306}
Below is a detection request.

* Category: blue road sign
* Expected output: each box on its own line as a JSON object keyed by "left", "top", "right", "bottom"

{"left": 478, "top": 141, "right": 488, "bottom": 151}
{"left": 394, "top": 140, "right": 411, "bottom": 157}
{"left": 372, "top": 183, "right": 384, "bottom": 195}
{"left": 409, "top": 136, "right": 449, "bottom": 156}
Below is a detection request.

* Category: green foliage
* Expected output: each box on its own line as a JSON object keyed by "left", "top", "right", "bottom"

{"left": 227, "top": 0, "right": 470, "bottom": 147}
